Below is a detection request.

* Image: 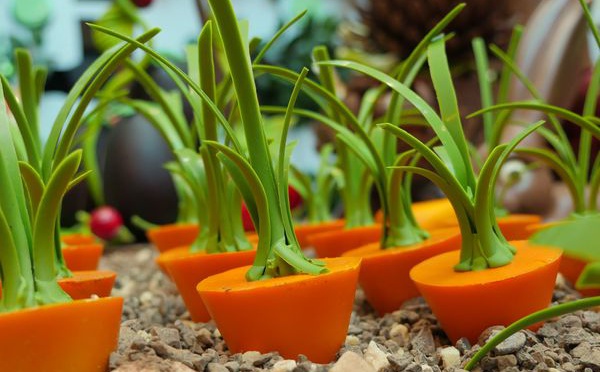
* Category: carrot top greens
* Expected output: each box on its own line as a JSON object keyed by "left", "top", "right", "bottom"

{"left": 259, "top": 5, "right": 466, "bottom": 250}
{"left": 0, "top": 34, "right": 151, "bottom": 310}
{"left": 91, "top": 0, "right": 326, "bottom": 279}
{"left": 320, "top": 34, "right": 544, "bottom": 271}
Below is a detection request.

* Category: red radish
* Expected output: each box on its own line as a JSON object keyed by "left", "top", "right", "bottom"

{"left": 288, "top": 185, "right": 303, "bottom": 209}
{"left": 132, "top": 0, "right": 153, "bottom": 8}
{"left": 90, "top": 206, "right": 124, "bottom": 240}
{"left": 241, "top": 203, "right": 255, "bottom": 232}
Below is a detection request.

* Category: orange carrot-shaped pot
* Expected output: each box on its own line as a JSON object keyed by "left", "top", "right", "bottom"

{"left": 58, "top": 270, "right": 117, "bottom": 300}
{"left": 308, "top": 225, "right": 382, "bottom": 257}
{"left": 62, "top": 243, "right": 104, "bottom": 271}
{"left": 197, "top": 257, "right": 361, "bottom": 363}
{"left": 376, "top": 198, "right": 459, "bottom": 230}
{"left": 294, "top": 219, "right": 345, "bottom": 248}
{"left": 159, "top": 248, "right": 256, "bottom": 322}
{"left": 343, "top": 228, "right": 461, "bottom": 314}
{"left": 497, "top": 214, "right": 542, "bottom": 240}
{"left": 411, "top": 241, "right": 562, "bottom": 343}
{"left": 0, "top": 296, "right": 123, "bottom": 372}
{"left": 147, "top": 223, "right": 200, "bottom": 253}
{"left": 61, "top": 233, "right": 96, "bottom": 245}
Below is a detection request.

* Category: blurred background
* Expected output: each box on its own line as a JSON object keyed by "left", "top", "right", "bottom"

{"left": 1, "top": 0, "right": 597, "bottom": 239}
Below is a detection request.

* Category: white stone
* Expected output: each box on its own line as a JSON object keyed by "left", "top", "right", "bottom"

{"left": 139, "top": 291, "right": 154, "bottom": 305}
{"left": 271, "top": 359, "right": 297, "bottom": 372}
{"left": 330, "top": 351, "right": 376, "bottom": 372}
{"left": 345, "top": 335, "right": 361, "bottom": 346}
{"left": 364, "top": 341, "right": 390, "bottom": 371}
{"left": 213, "top": 328, "right": 221, "bottom": 338}
{"left": 420, "top": 365, "right": 434, "bottom": 372}
{"left": 440, "top": 346, "right": 461, "bottom": 369}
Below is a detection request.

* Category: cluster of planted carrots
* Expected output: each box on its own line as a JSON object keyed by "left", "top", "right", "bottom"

{"left": 0, "top": 0, "right": 599, "bottom": 371}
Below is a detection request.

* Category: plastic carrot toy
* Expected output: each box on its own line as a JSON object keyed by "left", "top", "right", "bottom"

{"left": 470, "top": 0, "right": 600, "bottom": 295}
{"left": 90, "top": 3, "right": 360, "bottom": 362}
{"left": 0, "top": 32, "right": 153, "bottom": 369}
{"left": 320, "top": 33, "right": 564, "bottom": 343}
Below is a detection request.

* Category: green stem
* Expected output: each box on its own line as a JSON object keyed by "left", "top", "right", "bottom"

{"left": 465, "top": 297, "right": 600, "bottom": 370}
{"left": 206, "top": 0, "right": 322, "bottom": 277}
{"left": 582, "top": 60, "right": 600, "bottom": 211}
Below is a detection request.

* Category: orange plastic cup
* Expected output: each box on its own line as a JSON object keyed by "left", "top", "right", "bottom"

{"left": 197, "top": 257, "right": 361, "bottom": 363}
{"left": 309, "top": 225, "right": 382, "bottom": 257}
{"left": 0, "top": 296, "right": 123, "bottom": 372}
{"left": 497, "top": 214, "right": 542, "bottom": 240}
{"left": 160, "top": 247, "right": 257, "bottom": 322}
{"left": 411, "top": 241, "right": 562, "bottom": 343}
{"left": 62, "top": 243, "right": 103, "bottom": 271}
{"left": 147, "top": 223, "right": 200, "bottom": 253}
{"left": 343, "top": 228, "right": 461, "bottom": 315}
{"left": 61, "top": 233, "right": 96, "bottom": 246}
{"left": 294, "top": 219, "right": 345, "bottom": 248}
{"left": 58, "top": 270, "right": 117, "bottom": 300}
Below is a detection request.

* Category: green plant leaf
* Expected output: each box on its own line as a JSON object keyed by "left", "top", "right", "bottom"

{"left": 88, "top": 23, "right": 243, "bottom": 154}
{"left": 320, "top": 60, "right": 468, "bottom": 191}
{"left": 43, "top": 28, "right": 160, "bottom": 179}
{"left": 427, "top": 36, "right": 475, "bottom": 190}
{"left": 204, "top": 140, "right": 272, "bottom": 281}
{"left": 530, "top": 214, "right": 600, "bottom": 262}
{"left": 0, "top": 75, "right": 39, "bottom": 166}
{"left": 19, "top": 162, "right": 45, "bottom": 221}
{"left": 253, "top": 10, "right": 307, "bottom": 65}
{"left": 576, "top": 261, "right": 600, "bottom": 290}
{"left": 472, "top": 37, "right": 494, "bottom": 144}
{"left": 32, "top": 150, "right": 82, "bottom": 283}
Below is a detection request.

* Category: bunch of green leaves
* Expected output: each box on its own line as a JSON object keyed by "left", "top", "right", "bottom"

{"left": 258, "top": 5, "right": 469, "bottom": 249}
{"left": 89, "top": 2, "right": 327, "bottom": 278}
{"left": 317, "top": 31, "right": 545, "bottom": 270}
{"left": 2, "top": 33, "right": 155, "bottom": 277}
{"left": 470, "top": 0, "right": 600, "bottom": 282}
{"left": 0, "top": 33, "right": 153, "bottom": 311}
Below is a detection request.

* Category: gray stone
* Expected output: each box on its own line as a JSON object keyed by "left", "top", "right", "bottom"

{"left": 224, "top": 361, "right": 241, "bottom": 372}
{"left": 493, "top": 331, "right": 527, "bottom": 355}
{"left": 580, "top": 349, "right": 600, "bottom": 369}
{"left": 558, "top": 315, "right": 583, "bottom": 329}
{"left": 197, "top": 328, "right": 215, "bottom": 347}
{"left": 538, "top": 324, "right": 560, "bottom": 338}
{"left": 150, "top": 326, "right": 181, "bottom": 348}
{"left": 241, "top": 351, "right": 262, "bottom": 365}
{"left": 175, "top": 320, "right": 197, "bottom": 348}
{"left": 392, "top": 309, "right": 420, "bottom": 324}
{"left": 207, "top": 362, "right": 230, "bottom": 372}
{"left": 572, "top": 342, "right": 593, "bottom": 358}
{"left": 272, "top": 359, "right": 297, "bottom": 372}
{"left": 149, "top": 341, "right": 205, "bottom": 370}
{"left": 387, "top": 352, "right": 412, "bottom": 370}
{"left": 410, "top": 326, "right": 435, "bottom": 354}
{"left": 495, "top": 355, "right": 518, "bottom": 369}
{"left": 118, "top": 326, "right": 138, "bottom": 353}
{"left": 330, "top": 351, "right": 375, "bottom": 372}
{"left": 455, "top": 338, "right": 471, "bottom": 355}
{"left": 252, "top": 353, "right": 272, "bottom": 367}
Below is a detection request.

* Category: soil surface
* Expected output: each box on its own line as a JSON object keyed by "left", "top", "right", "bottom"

{"left": 103, "top": 245, "right": 600, "bottom": 372}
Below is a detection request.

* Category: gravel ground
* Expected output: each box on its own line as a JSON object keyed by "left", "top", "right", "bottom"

{"left": 102, "top": 245, "right": 600, "bottom": 372}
